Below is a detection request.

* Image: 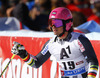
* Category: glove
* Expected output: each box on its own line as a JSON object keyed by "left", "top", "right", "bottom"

{"left": 11, "top": 41, "right": 28, "bottom": 58}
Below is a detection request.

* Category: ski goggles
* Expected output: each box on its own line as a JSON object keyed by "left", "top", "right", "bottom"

{"left": 49, "top": 19, "right": 73, "bottom": 28}
{"left": 49, "top": 19, "right": 63, "bottom": 28}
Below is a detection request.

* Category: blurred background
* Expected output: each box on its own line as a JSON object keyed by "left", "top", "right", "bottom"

{"left": 0, "top": 0, "right": 100, "bottom": 32}
{"left": 0, "top": 1, "right": 100, "bottom": 78}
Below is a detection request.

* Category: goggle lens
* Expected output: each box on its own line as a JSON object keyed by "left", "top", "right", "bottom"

{"left": 49, "top": 19, "right": 63, "bottom": 28}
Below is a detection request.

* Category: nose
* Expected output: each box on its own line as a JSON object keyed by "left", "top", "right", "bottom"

{"left": 52, "top": 25, "right": 56, "bottom": 28}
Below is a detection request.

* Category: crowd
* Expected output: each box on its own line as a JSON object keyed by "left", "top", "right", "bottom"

{"left": 0, "top": 0, "right": 100, "bottom": 31}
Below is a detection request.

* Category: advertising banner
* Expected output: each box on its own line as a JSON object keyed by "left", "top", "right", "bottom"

{"left": 0, "top": 30, "right": 99, "bottom": 78}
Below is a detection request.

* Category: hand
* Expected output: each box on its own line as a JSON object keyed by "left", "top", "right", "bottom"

{"left": 11, "top": 41, "right": 28, "bottom": 58}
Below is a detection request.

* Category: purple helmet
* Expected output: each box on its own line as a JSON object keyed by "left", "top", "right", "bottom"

{"left": 49, "top": 7, "right": 73, "bottom": 31}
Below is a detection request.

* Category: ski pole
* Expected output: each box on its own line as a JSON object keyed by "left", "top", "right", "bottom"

{"left": 0, "top": 54, "right": 15, "bottom": 77}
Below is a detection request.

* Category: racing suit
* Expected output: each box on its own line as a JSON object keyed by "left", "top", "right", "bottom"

{"left": 22, "top": 32, "right": 98, "bottom": 78}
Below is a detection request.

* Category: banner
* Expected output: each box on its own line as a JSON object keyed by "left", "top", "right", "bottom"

{"left": 0, "top": 37, "right": 51, "bottom": 78}
{"left": 0, "top": 30, "right": 99, "bottom": 78}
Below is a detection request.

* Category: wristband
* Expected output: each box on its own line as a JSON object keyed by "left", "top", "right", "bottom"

{"left": 22, "top": 53, "right": 30, "bottom": 62}
{"left": 88, "top": 65, "right": 98, "bottom": 78}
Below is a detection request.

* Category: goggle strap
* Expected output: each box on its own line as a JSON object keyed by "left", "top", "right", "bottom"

{"left": 63, "top": 19, "right": 73, "bottom": 23}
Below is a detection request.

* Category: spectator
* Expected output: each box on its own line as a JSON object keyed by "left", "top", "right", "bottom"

{"left": 63, "top": 0, "right": 73, "bottom": 5}
{"left": 72, "top": 11, "right": 87, "bottom": 27}
{"left": 7, "top": 0, "right": 20, "bottom": 8}
{"left": 20, "top": 0, "right": 31, "bottom": 3}
{"left": 20, "top": 0, "right": 35, "bottom": 11}
{"left": 26, "top": 0, "right": 35, "bottom": 11}
{"left": 6, "top": 0, "right": 20, "bottom": 17}
{"left": 56, "top": 0, "right": 66, "bottom": 7}
{"left": 0, "top": 0, "right": 8, "bottom": 17}
{"left": 66, "top": 0, "right": 93, "bottom": 18}
{"left": 30, "top": 0, "right": 51, "bottom": 20}
{"left": 50, "top": 0, "right": 66, "bottom": 13}
{"left": 29, "top": 0, "right": 52, "bottom": 31}
{"left": 12, "top": 0, "right": 51, "bottom": 31}
{"left": 50, "top": 0, "right": 59, "bottom": 10}
{"left": 87, "top": 0, "right": 100, "bottom": 24}
{"left": 12, "top": 3, "right": 39, "bottom": 31}
{"left": 0, "top": 8, "right": 6, "bottom": 17}
{"left": 6, "top": 0, "right": 35, "bottom": 17}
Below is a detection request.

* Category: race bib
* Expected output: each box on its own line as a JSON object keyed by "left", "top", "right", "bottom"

{"left": 61, "top": 66, "right": 86, "bottom": 76}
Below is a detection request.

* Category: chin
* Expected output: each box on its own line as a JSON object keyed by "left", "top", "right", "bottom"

{"left": 54, "top": 33, "right": 56, "bottom": 35}
{"left": 53, "top": 32, "right": 57, "bottom": 34}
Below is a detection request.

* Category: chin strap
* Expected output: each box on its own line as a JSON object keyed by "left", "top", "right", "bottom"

{"left": 57, "top": 31, "right": 65, "bottom": 37}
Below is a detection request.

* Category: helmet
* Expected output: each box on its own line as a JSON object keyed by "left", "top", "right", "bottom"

{"left": 49, "top": 7, "right": 73, "bottom": 31}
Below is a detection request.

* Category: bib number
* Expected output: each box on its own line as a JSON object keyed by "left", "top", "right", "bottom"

{"left": 60, "top": 46, "right": 75, "bottom": 70}
{"left": 62, "top": 61, "right": 75, "bottom": 70}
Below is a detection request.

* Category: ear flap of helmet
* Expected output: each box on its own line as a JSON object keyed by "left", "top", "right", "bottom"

{"left": 66, "top": 22, "right": 73, "bottom": 31}
{"left": 62, "top": 19, "right": 73, "bottom": 31}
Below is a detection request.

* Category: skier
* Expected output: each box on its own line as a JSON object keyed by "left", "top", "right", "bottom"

{"left": 11, "top": 7, "right": 98, "bottom": 78}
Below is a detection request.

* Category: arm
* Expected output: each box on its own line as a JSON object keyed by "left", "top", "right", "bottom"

{"left": 11, "top": 41, "right": 51, "bottom": 68}
{"left": 78, "top": 35, "right": 98, "bottom": 78}
{"left": 23, "top": 40, "right": 51, "bottom": 68}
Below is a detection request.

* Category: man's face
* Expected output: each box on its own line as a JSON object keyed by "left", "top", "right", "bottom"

{"left": 49, "top": 19, "right": 64, "bottom": 35}
{"left": 52, "top": 26, "right": 63, "bottom": 35}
